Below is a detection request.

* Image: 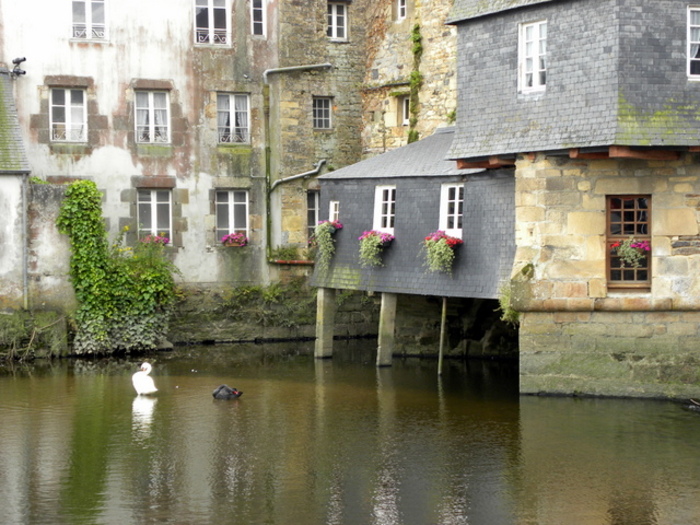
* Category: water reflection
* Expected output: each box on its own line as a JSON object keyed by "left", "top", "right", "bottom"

{"left": 0, "top": 343, "right": 698, "bottom": 524}
{"left": 131, "top": 396, "right": 157, "bottom": 439}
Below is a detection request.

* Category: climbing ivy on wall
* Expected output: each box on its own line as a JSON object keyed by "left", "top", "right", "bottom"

{"left": 57, "top": 180, "right": 179, "bottom": 354}
{"left": 408, "top": 23, "right": 423, "bottom": 144}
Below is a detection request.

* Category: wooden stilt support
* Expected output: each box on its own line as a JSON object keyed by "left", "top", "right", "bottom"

{"left": 376, "top": 292, "right": 397, "bottom": 367}
{"left": 438, "top": 297, "right": 447, "bottom": 376}
{"left": 315, "top": 287, "right": 336, "bottom": 359}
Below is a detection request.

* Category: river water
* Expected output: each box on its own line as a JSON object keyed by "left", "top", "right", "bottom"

{"left": 0, "top": 341, "right": 699, "bottom": 525}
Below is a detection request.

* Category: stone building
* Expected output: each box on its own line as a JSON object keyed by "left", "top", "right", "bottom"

{"left": 0, "top": 0, "right": 458, "bottom": 325}
{"left": 449, "top": 0, "right": 700, "bottom": 398}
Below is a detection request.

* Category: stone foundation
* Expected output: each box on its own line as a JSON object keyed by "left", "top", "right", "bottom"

{"left": 520, "top": 310, "right": 700, "bottom": 398}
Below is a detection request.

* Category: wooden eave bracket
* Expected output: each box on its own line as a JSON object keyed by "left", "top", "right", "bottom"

{"left": 456, "top": 156, "right": 516, "bottom": 170}
{"left": 570, "top": 146, "right": 681, "bottom": 161}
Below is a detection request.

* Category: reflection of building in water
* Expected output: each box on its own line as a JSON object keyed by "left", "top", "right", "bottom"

{"left": 132, "top": 396, "right": 157, "bottom": 438}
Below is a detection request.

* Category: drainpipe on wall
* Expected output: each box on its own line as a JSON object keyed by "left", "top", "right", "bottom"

{"left": 262, "top": 62, "right": 333, "bottom": 258}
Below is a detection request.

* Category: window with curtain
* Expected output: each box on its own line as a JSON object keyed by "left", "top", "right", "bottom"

{"left": 72, "top": 0, "right": 106, "bottom": 39}
{"left": 397, "top": 0, "right": 407, "bottom": 20}
{"left": 217, "top": 93, "right": 250, "bottom": 143}
{"left": 215, "top": 190, "right": 249, "bottom": 241}
{"left": 373, "top": 185, "right": 396, "bottom": 234}
{"left": 607, "top": 195, "right": 651, "bottom": 288}
{"left": 135, "top": 91, "right": 170, "bottom": 143}
{"left": 251, "top": 0, "right": 265, "bottom": 36}
{"left": 195, "top": 0, "right": 229, "bottom": 44}
{"left": 519, "top": 20, "right": 547, "bottom": 92}
{"left": 138, "top": 189, "right": 172, "bottom": 241}
{"left": 50, "top": 88, "right": 87, "bottom": 142}
{"left": 689, "top": 8, "right": 700, "bottom": 76}
{"left": 439, "top": 183, "right": 464, "bottom": 239}
{"left": 327, "top": 2, "right": 347, "bottom": 41}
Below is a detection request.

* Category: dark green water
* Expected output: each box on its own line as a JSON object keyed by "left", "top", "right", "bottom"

{"left": 0, "top": 341, "right": 699, "bottom": 525}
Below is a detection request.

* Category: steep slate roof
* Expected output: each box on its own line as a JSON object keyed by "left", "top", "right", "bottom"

{"left": 320, "top": 127, "right": 480, "bottom": 180}
{"left": 448, "top": 0, "right": 557, "bottom": 23}
{"left": 0, "top": 71, "right": 30, "bottom": 174}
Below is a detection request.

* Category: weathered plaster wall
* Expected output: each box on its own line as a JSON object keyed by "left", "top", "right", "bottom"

{"left": 0, "top": 176, "right": 24, "bottom": 309}
{"left": 513, "top": 152, "right": 700, "bottom": 397}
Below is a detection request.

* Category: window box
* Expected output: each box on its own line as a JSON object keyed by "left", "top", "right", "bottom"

{"left": 358, "top": 230, "right": 394, "bottom": 268}
{"left": 422, "top": 230, "right": 463, "bottom": 273}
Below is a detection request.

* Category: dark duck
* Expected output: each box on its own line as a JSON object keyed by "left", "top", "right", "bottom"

{"left": 213, "top": 384, "right": 243, "bottom": 399}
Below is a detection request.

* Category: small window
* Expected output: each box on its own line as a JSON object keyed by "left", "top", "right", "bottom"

{"left": 217, "top": 93, "right": 250, "bottom": 143}
{"left": 216, "top": 190, "right": 249, "bottom": 241}
{"left": 399, "top": 96, "right": 410, "bottom": 126}
{"left": 50, "top": 88, "right": 87, "bottom": 142}
{"left": 251, "top": 0, "right": 265, "bottom": 36}
{"left": 519, "top": 20, "right": 547, "bottom": 92}
{"left": 313, "top": 97, "right": 332, "bottom": 129}
{"left": 307, "top": 190, "right": 320, "bottom": 240}
{"left": 138, "top": 189, "right": 172, "bottom": 242}
{"left": 607, "top": 196, "right": 651, "bottom": 288}
{"left": 373, "top": 186, "right": 396, "bottom": 234}
{"left": 72, "top": 0, "right": 106, "bottom": 39}
{"left": 329, "top": 200, "right": 340, "bottom": 223}
{"left": 439, "top": 183, "right": 464, "bottom": 239}
{"left": 195, "top": 0, "right": 229, "bottom": 45}
{"left": 327, "top": 2, "right": 347, "bottom": 41}
{"left": 135, "top": 91, "right": 170, "bottom": 143}
{"left": 689, "top": 8, "right": 700, "bottom": 77}
{"left": 397, "top": 0, "right": 407, "bottom": 20}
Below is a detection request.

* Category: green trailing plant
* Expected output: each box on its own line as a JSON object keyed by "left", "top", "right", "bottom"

{"left": 422, "top": 231, "right": 463, "bottom": 273}
{"left": 312, "top": 220, "right": 343, "bottom": 271}
{"left": 57, "top": 180, "right": 179, "bottom": 354}
{"left": 497, "top": 282, "right": 520, "bottom": 326}
{"left": 358, "top": 230, "right": 394, "bottom": 268}
{"left": 611, "top": 238, "right": 650, "bottom": 268}
{"left": 407, "top": 24, "right": 423, "bottom": 144}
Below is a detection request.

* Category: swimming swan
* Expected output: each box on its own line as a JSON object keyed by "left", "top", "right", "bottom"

{"left": 132, "top": 362, "right": 158, "bottom": 395}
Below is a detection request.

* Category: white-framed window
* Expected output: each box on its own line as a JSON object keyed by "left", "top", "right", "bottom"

{"left": 50, "top": 88, "right": 87, "bottom": 142}
{"left": 519, "top": 20, "right": 547, "bottom": 92}
{"left": 397, "top": 0, "right": 407, "bottom": 20}
{"left": 215, "top": 190, "right": 249, "bottom": 241}
{"left": 138, "top": 189, "right": 172, "bottom": 241}
{"left": 307, "top": 191, "right": 320, "bottom": 240}
{"left": 399, "top": 96, "right": 410, "bottom": 126}
{"left": 251, "top": 0, "right": 265, "bottom": 36}
{"left": 72, "top": 0, "right": 106, "bottom": 39}
{"left": 689, "top": 7, "right": 700, "bottom": 77}
{"left": 195, "top": 0, "right": 229, "bottom": 45}
{"left": 439, "top": 183, "right": 464, "bottom": 239}
{"left": 313, "top": 97, "right": 332, "bottom": 129}
{"left": 135, "top": 91, "right": 170, "bottom": 144}
{"left": 373, "top": 185, "right": 396, "bottom": 234}
{"left": 217, "top": 93, "right": 250, "bottom": 143}
{"left": 329, "top": 200, "right": 340, "bottom": 223}
{"left": 327, "top": 2, "right": 347, "bottom": 41}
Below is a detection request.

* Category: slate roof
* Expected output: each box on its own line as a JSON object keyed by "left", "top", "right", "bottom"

{"left": 320, "top": 127, "right": 481, "bottom": 180}
{"left": 448, "top": 0, "right": 557, "bottom": 23}
{"left": 0, "top": 70, "right": 30, "bottom": 174}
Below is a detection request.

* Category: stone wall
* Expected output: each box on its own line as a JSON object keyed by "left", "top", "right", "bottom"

{"left": 513, "top": 152, "right": 700, "bottom": 398}
{"left": 361, "top": 0, "right": 457, "bottom": 156}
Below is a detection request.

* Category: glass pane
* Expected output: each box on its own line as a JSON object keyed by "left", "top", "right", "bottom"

{"left": 52, "top": 107, "right": 66, "bottom": 123}
{"left": 216, "top": 204, "right": 229, "bottom": 230}
{"left": 138, "top": 202, "right": 152, "bottom": 230}
{"left": 692, "top": 10, "right": 700, "bottom": 25}
{"left": 156, "top": 190, "right": 170, "bottom": 203}
{"left": 153, "top": 93, "right": 167, "bottom": 108}
{"left": 52, "top": 89, "right": 66, "bottom": 105}
{"left": 73, "top": 1, "right": 86, "bottom": 23}
{"left": 214, "top": 8, "right": 226, "bottom": 30}
{"left": 92, "top": 1, "right": 105, "bottom": 24}
{"left": 234, "top": 205, "right": 246, "bottom": 229}
{"left": 136, "top": 92, "right": 149, "bottom": 108}
{"left": 156, "top": 203, "right": 170, "bottom": 230}
{"left": 70, "top": 90, "right": 84, "bottom": 105}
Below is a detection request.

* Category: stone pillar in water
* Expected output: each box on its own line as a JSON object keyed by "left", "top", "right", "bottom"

{"left": 315, "top": 287, "right": 336, "bottom": 358}
{"left": 377, "top": 292, "right": 397, "bottom": 367}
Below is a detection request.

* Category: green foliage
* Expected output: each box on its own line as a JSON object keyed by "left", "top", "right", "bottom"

{"left": 497, "top": 282, "right": 520, "bottom": 326}
{"left": 447, "top": 110, "right": 457, "bottom": 124}
{"left": 57, "top": 180, "right": 179, "bottom": 354}
{"left": 423, "top": 238, "right": 456, "bottom": 273}
{"left": 221, "top": 278, "right": 316, "bottom": 328}
{"left": 29, "top": 176, "right": 49, "bottom": 184}
{"left": 358, "top": 232, "right": 393, "bottom": 268}
{"left": 407, "top": 24, "right": 423, "bottom": 145}
{"left": 312, "top": 221, "right": 342, "bottom": 272}
{"left": 270, "top": 245, "right": 301, "bottom": 261}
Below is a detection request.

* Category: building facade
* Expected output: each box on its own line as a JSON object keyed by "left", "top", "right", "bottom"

{"left": 449, "top": 0, "right": 700, "bottom": 397}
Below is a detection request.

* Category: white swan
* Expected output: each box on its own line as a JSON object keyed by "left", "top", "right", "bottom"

{"left": 132, "top": 362, "right": 158, "bottom": 395}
